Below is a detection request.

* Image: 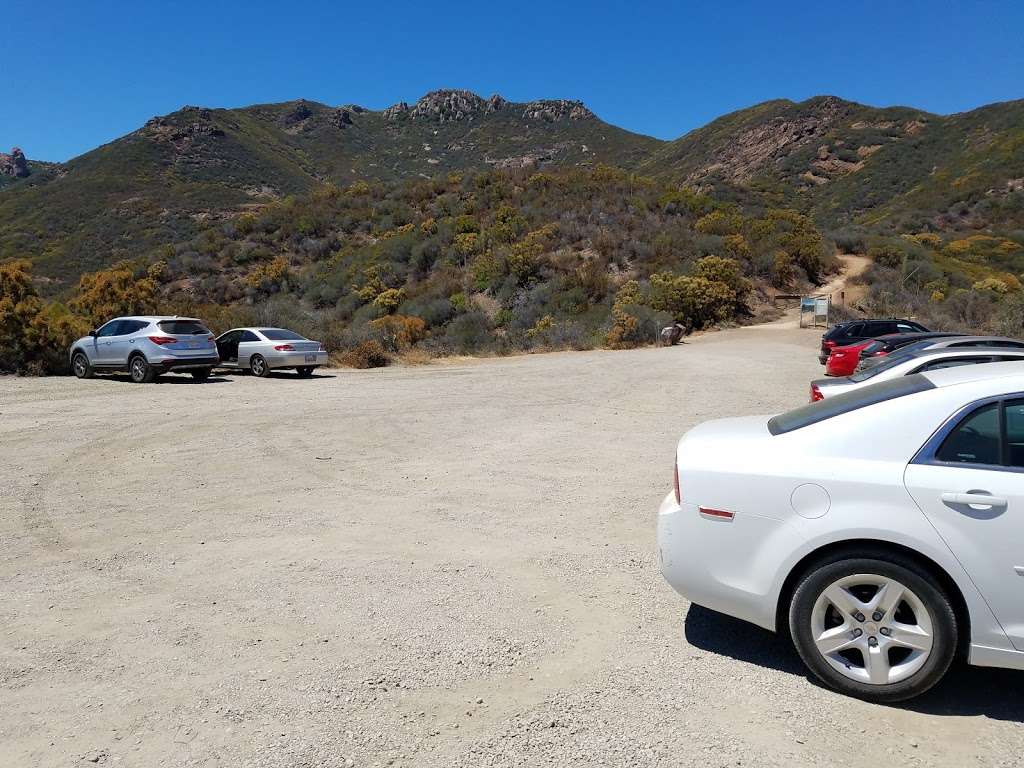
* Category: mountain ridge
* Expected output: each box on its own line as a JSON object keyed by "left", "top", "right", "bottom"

{"left": 1, "top": 89, "right": 1022, "bottom": 283}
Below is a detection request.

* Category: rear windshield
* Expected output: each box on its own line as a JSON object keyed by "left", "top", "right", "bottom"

{"left": 849, "top": 352, "right": 915, "bottom": 382}
{"left": 158, "top": 320, "right": 210, "bottom": 335}
{"left": 259, "top": 328, "right": 305, "bottom": 341}
{"left": 768, "top": 374, "right": 936, "bottom": 435}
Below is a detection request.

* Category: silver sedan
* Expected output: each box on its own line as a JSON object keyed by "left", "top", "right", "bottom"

{"left": 215, "top": 327, "right": 328, "bottom": 377}
{"left": 811, "top": 345, "right": 1024, "bottom": 401}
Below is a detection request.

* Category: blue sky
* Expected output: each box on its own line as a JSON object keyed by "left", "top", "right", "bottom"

{"left": 3, "top": 0, "right": 1023, "bottom": 161}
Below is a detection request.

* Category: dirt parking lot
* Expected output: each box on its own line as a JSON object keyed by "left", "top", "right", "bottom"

{"left": 3, "top": 322, "right": 1023, "bottom": 767}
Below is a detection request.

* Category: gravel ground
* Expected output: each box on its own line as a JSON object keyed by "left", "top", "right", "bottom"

{"left": 2, "top": 322, "right": 1023, "bottom": 767}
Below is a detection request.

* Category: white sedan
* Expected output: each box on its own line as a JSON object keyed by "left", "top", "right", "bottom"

{"left": 811, "top": 346, "right": 1024, "bottom": 401}
{"left": 215, "top": 327, "right": 328, "bottom": 377}
{"left": 659, "top": 361, "right": 1024, "bottom": 701}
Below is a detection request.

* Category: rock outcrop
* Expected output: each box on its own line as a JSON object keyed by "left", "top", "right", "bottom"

{"left": 0, "top": 147, "right": 30, "bottom": 178}
{"left": 382, "top": 90, "right": 593, "bottom": 123}
{"left": 143, "top": 108, "right": 225, "bottom": 143}
{"left": 521, "top": 100, "right": 593, "bottom": 121}
{"left": 687, "top": 97, "right": 849, "bottom": 184}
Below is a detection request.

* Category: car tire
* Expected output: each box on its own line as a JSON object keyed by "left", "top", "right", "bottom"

{"left": 71, "top": 351, "right": 94, "bottom": 379}
{"left": 296, "top": 366, "right": 314, "bottom": 378}
{"left": 788, "top": 554, "right": 957, "bottom": 703}
{"left": 250, "top": 354, "right": 270, "bottom": 378}
{"left": 191, "top": 368, "right": 212, "bottom": 382}
{"left": 129, "top": 354, "right": 157, "bottom": 384}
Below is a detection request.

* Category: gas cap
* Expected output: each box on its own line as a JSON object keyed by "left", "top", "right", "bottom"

{"left": 791, "top": 483, "right": 831, "bottom": 519}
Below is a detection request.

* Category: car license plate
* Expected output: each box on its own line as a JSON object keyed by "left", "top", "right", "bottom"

{"left": 189, "top": 340, "right": 200, "bottom": 349}
{"left": 305, "top": 353, "right": 317, "bottom": 363}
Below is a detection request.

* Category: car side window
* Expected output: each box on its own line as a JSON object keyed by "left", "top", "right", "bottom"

{"left": 123, "top": 320, "right": 146, "bottom": 334}
{"left": 919, "top": 357, "right": 992, "bottom": 372}
{"left": 96, "top": 320, "right": 123, "bottom": 337}
{"left": 936, "top": 404, "right": 1001, "bottom": 466}
{"left": 1004, "top": 400, "right": 1024, "bottom": 468}
{"left": 240, "top": 331, "right": 261, "bottom": 342}
{"left": 896, "top": 323, "right": 917, "bottom": 333}
{"left": 845, "top": 323, "right": 863, "bottom": 338}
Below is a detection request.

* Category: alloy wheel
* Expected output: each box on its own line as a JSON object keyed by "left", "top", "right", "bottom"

{"left": 131, "top": 357, "right": 148, "bottom": 383}
{"left": 73, "top": 353, "right": 88, "bottom": 378}
{"left": 810, "top": 573, "right": 934, "bottom": 685}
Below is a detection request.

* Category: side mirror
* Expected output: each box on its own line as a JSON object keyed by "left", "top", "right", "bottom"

{"left": 89, "top": 329, "right": 98, "bottom": 337}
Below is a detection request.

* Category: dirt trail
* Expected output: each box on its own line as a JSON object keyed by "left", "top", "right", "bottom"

{"left": 820, "top": 253, "right": 871, "bottom": 307}
{"left": 2, "top": 323, "right": 1021, "bottom": 767}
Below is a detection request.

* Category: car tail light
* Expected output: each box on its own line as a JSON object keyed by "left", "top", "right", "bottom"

{"left": 810, "top": 383, "right": 823, "bottom": 402}
{"left": 274, "top": 344, "right": 294, "bottom": 351}
{"left": 823, "top": 339, "right": 836, "bottom": 349}
{"left": 148, "top": 336, "right": 177, "bottom": 345}
{"left": 673, "top": 462, "right": 681, "bottom": 505}
{"left": 207, "top": 335, "right": 215, "bottom": 341}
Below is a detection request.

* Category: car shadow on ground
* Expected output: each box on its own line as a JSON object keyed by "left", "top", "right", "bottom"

{"left": 102, "top": 374, "right": 232, "bottom": 384}
{"left": 216, "top": 370, "right": 337, "bottom": 380}
{"left": 684, "top": 604, "right": 1024, "bottom": 721}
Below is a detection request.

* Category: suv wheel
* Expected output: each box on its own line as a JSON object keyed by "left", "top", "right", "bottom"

{"left": 789, "top": 554, "right": 957, "bottom": 702}
{"left": 296, "top": 366, "right": 314, "bottom": 377}
{"left": 71, "top": 351, "right": 94, "bottom": 379}
{"left": 129, "top": 355, "right": 157, "bottom": 384}
{"left": 250, "top": 354, "right": 270, "bottom": 377}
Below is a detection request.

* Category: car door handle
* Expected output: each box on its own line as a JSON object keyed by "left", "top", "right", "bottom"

{"left": 940, "top": 492, "right": 1008, "bottom": 509}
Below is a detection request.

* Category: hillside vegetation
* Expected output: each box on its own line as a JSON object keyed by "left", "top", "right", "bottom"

{"left": 1, "top": 166, "right": 837, "bottom": 373}
{"left": 2, "top": 89, "right": 1024, "bottom": 373}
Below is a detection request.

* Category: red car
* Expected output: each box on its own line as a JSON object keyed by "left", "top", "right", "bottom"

{"left": 824, "top": 339, "right": 876, "bottom": 376}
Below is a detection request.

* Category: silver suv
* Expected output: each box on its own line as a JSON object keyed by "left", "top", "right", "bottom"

{"left": 69, "top": 316, "right": 220, "bottom": 383}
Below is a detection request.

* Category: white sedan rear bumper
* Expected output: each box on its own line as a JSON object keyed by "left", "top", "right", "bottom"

{"left": 657, "top": 492, "right": 791, "bottom": 632}
{"left": 265, "top": 350, "right": 329, "bottom": 369}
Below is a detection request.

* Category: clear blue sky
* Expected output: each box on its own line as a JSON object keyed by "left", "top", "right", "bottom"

{"left": 3, "top": 0, "right": 1023, "bottom": 162}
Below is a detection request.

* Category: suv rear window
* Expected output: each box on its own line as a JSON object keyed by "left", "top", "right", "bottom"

{"left": 768, "top": 374, "right": 936, "bottom": 435}
{"left": 259, "top": 328, "right": 305, "bottom": 341}
{"left": 158, "top": 320, "right": 211, "bottom": 335}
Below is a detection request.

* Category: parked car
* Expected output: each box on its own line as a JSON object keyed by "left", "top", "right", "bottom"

{"left": 855, "top": 335, "right": 1024, "bottom": 373}
{"left": 811, "top": 346, "right": 1024, "bottom": 401}
{"left": 659, "top": 361, "right": 1024, "bottom": 701}
{"left": 824, "top": 339, "right": 877, "bottom": 377}
{"left": 819, "top": 319, "right": 929, "bottom": 364}
{"left": 69, "top": 316, "right": 219, "bottom": 383}
{"left": 824, "top": 332, "right": 961, "bottom": 377}
{"left": 215, "top": 327, "right": 328, "bottom": 377}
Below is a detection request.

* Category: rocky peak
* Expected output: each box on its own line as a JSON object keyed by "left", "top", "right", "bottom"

{"left": 0, "top": 147, "right": 30, "bottom": 178}
{"left": 522, "top": 100, "right": 593, "bottom": 121}
{"left": 280, "top": 100, "right": 315, "bottom": 127}
{"left": 411, "top": 89, "right": 485, "bottom": 121}
{"left": 382, "top": 101, "right": 410, "bottom": 120}
{"left": 143, "top": 108, "right": 225, "bottom": 144}
{"left": 384, "top": 90, "right": 515, "bottom": 122}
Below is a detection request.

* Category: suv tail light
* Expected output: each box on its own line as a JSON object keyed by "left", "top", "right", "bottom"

{"left": 823, "top": 339, "right": 837, "bottom": 349}
{"left": 274, "top": 344, "right": 295, "bottom": 351}
{"left": 810, "top": 383, "right": 823, "bottom": 402}
{"left": 148, "top": 336, "right": 177, "bottom": 345}
{"left": 673, "top": 462, "right": 681, "bottom": 504}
